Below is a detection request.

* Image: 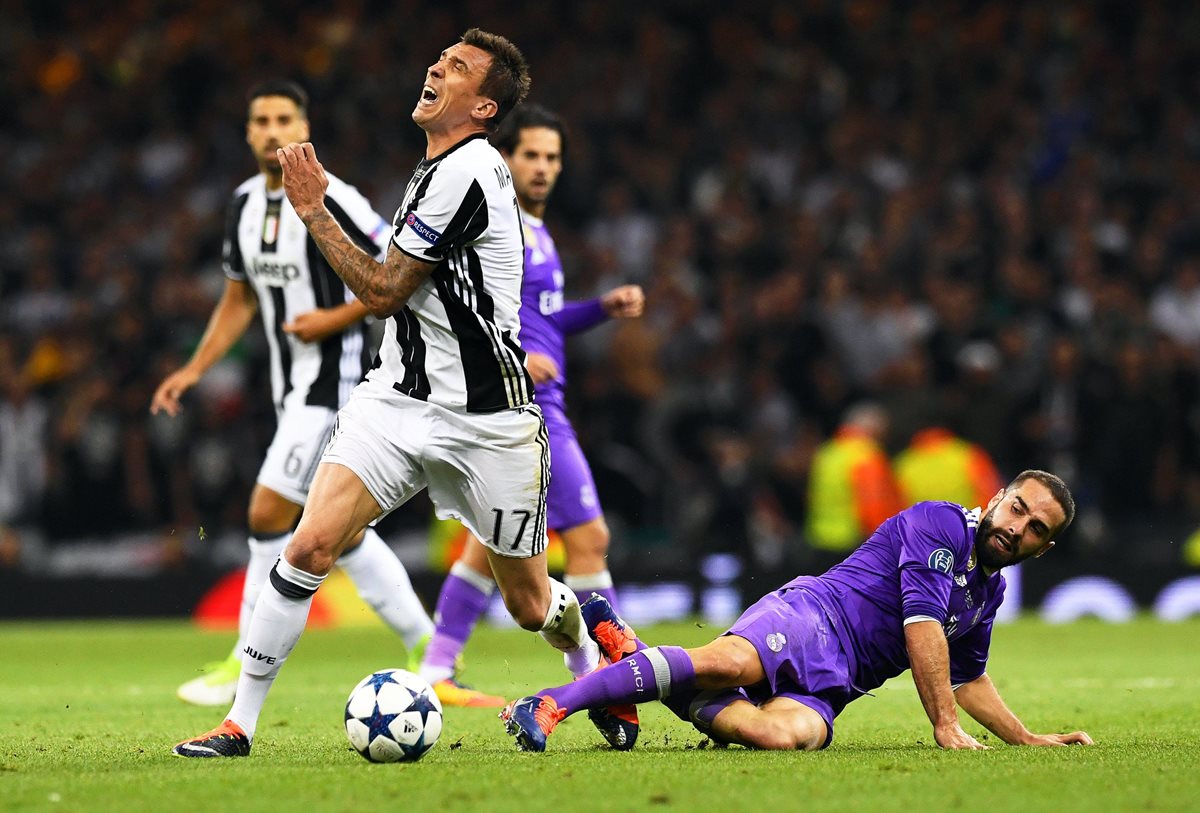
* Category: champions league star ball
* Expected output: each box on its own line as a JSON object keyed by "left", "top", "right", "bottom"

{"left": 344, "top": 669, "right": 443, "bottom": 762}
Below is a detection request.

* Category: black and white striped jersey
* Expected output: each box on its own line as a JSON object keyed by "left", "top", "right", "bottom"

{"left": 222, "top": 172, "right": 390, "bottom": 413}
{"left": 371, "top": 132, "right": 534, "bottom": 414}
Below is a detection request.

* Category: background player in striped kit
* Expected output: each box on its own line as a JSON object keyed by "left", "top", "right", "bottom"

{"left": 417, "top": 104, "right": 645, "bottom": 709}
{"left": 151, "top": 80, "right": 432, "bottom": 708}
{"left": 174, "top": 30, "right": 627, "bottom": 758}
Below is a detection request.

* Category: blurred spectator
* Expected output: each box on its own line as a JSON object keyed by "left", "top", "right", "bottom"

{"left": 1, "top": 1, "right": 1199, "bottom": 571}
{"left": 805, "top": 403, "right": 902, "bottom": 554}
{"left": 894, "top": 426, "right": 1003, "bottom": 511}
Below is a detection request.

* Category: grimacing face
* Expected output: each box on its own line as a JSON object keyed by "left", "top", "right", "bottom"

{"left": 504, "top": 126, "right": 563, "bottom": 211}
{"left": 246, "top": 96, "right": 309, "bottom": 174}
{"left": 413, "top": 42, "right": 496, "bottom": 131}
{"left": 974, "top": 478, "right": 1066, "bottom": 571}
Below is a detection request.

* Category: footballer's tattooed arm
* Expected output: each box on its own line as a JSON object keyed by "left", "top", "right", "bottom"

{"left": 306, "top": 214, "right": 434, "bottom": 318}
{"left": 278, "top": 141, "right": 435, "bottom": 317}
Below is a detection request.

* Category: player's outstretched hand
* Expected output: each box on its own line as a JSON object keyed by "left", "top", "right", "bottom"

{"left": 525, "top": 351, "right": 560, "bottom": 384}
{"left": 1024, "top": 731, "right": 1094, "bottom": 746}
{"left": 602, "top": 285, "right": 645, "bottom": 319}
{"left": 934, "top": 722, "right": 990, "bottom": 750}
{"left": 150, "top": 367, "right": 200, "bottom": 417}
{"left": 278, "top": 142, "right": 329, "bottom": 223}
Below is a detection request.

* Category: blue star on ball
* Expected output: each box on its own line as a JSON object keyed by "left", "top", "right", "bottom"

{"left": 406, "top": 692, "right": 438, "bottom": 725}
{"left": 364, "top": 701, "right": 401, "bottom": 744}
{"left": 365, "top": 671, "right": 401, "bottom": 692}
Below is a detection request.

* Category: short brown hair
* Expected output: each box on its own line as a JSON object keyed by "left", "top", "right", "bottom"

{"left": 461, "top": 28, "right": 530, "bottom": 132}
{"left": 1009, "top": 469, "right": 1076, "bottom": 535}
{"left": 247, "top": 79, "right": 309, "bottom": 119}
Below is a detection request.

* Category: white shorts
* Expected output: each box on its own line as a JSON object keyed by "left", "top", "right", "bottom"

{"left": 322, "top": 380, "right": 550, "bottom": 558}
{"left": 256, "top": 404, "right": 339, "bottom": 505}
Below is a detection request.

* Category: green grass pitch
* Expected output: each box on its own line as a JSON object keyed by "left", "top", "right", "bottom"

{"left": 1, "top": 617, "right": 1197, "bottom": 812}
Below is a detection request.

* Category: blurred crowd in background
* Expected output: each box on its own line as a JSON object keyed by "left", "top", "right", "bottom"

{"left": 4, "top": 0, "right": 1200, "bottom": 577}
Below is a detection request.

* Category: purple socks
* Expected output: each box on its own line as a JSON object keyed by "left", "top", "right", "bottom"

{"left": 420, "top": 568, "right": 493, "bottom": 681}
{"left": 543, "top": 645, "right": 695, "bottom": 715}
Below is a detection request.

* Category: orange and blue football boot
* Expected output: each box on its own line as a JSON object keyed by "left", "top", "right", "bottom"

{"left": 501, "top": 695, "right": 565, "bottom": 752}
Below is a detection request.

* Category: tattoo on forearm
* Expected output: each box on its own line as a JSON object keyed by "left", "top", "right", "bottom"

{"left": 305, "top": 208, "right": 429, "bottom": 315}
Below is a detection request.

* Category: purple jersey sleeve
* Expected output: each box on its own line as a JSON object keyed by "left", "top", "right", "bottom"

{"left": 896, "top": 503, "right": 973, "bottom": 624}
{"left": 948, "top": 576, "right": 1006, "bottom": 685}
{"left": 557, "top": 299, "right": 607, "bottom": 335}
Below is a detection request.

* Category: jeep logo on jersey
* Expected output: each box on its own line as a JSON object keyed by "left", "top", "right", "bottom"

{"left": 928, "top": 548, "right": 955, "bottom": 574}
{"left": 249, "top": 258, "right": 302, "bottom": 284}
{"left": 405, "top": 212, "right": 442, "bottom": 244}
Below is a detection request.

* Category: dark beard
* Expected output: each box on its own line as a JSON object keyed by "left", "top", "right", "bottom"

{"left": 974, "top": 505, "right": 1014, "bottom": 570}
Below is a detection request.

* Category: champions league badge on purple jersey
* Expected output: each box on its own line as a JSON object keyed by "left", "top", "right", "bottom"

{"left": 928, "top": 549, "right": 955, "bottom": 573}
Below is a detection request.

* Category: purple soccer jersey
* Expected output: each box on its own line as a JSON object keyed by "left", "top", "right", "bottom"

{"left": 519, "top": 213, "right": 607, "bottom": 530}
{"left": 519, "top": 214, "right": 607, "bottom": 412}
{"left": 792, "top": 501, "right": 1006, "bottom": 694}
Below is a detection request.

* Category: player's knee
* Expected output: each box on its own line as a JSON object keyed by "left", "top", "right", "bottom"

{"left": 502, "top": 590, "right": 549, "bottom": 631}
{"left": 247, "top": 504, "right": 290, "bottom": 537}
{"left": 695, "top": 646, "right": 758, "bottom": 688}
{"left": 285, "top": 531, "right": 339, "bottom": 576}
{"left": 246, "top": 488, "right": 298, "bottom": 536}
{"left": 563, "top": 524, "right": 610, "bottom": 573}
{"left": 588, "top": 520, "right": 611, "bottom": 552}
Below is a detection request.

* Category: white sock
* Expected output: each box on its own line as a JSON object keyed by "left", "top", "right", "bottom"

{"left": 337, "top": 528, "right": 435, "bottom": 650}
{"left": 226, "top": 557, "right": 325, "bottom": 740}
{"left": 539, "top": 577, "right": 600, "bottom": 677}
{"left": 564, "top": 569, "right": 614, "bottom": 593}
{"left": 232, "top": 532, "right": 291, "bottom": 660}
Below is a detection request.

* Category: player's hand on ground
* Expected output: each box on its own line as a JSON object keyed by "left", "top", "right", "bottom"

{"left": 150, "top": 367, "right": 201, "bottom": 417}
{"left": 1024, "top": 731, "right": 1094, "bottom": 746}
{"left": 524, "top": 351, "right": 559, "bottom": 384}
{"left": 283, "top": 309, "right": 339, "bottom": 343}
{"left": 278, "top": 142, "right": 329, "bottom": 222}
{"left": 601, "top": 285, "right": 644, "bottom": 318}
{"left": 934, "top": 722, "right": 989, "bottom": 750}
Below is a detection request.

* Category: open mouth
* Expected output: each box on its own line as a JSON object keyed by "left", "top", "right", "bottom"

{"left": 993, "top": 531, "right": 1014, "bottom": 556}
{"left": 420, "top": 85, "right": 439, "bottom": 106}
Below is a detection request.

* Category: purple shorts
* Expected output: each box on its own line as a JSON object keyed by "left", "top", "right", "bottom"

{"left": 724, "top": 587, "right": 855, "bottom": 748}
{"left": 544, "top": 405, "right": 603, "bottom": 532}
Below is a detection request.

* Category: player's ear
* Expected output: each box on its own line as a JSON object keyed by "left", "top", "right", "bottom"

{"left": 1033, "top": 540, "right": 1055, "bottom": 558}
{"left": 473, "top": 98, "right": 498, "bottom": 125}
{"left": 299, "top": 117, "right": 310, "bottom": 141}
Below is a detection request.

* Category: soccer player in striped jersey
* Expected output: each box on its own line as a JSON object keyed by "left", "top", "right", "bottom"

{"left": 152, "top": 80, "right": 432, "bottom": 709}
{"left": 417, "top": 105, "right": 644, "bottom": 720}
{"left": 174, "top": 30, "right": 612, "bottom": 758}
{"left": 503, "top": 471, "right": 1093, "bottom": 753}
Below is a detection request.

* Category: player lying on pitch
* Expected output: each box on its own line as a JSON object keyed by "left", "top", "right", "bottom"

{"left": 502, "top": 470, "right": 1095, "bottom": 752}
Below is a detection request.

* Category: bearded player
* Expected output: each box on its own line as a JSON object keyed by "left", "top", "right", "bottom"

{"left": 503, "top": 470, "right": 1094, "bottom": 753}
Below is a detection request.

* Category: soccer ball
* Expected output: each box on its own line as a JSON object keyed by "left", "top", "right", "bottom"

{"left": 344, "top": 669, "right": 443, "bottom": 762}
